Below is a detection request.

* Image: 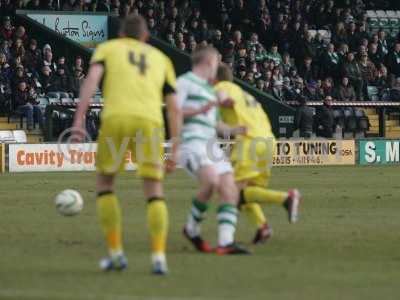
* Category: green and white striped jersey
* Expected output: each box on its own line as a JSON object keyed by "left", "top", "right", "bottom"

{"left": 177, "top": 71, "right": 219, "bottom": 144}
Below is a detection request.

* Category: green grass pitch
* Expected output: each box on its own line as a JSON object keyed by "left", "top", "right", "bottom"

{"left": 0, "top": 166, "right": 399, "bottom": 300}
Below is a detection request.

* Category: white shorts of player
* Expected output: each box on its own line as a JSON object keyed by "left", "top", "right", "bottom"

{"left": 178, "top": 140, "right": 233, "bottom": 178}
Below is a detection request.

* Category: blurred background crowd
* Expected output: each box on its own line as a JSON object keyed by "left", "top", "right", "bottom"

{"left": 1, "top": 0, "right": 400, "bottom": 133}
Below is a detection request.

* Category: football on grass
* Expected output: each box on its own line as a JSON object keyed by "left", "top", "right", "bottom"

{"left": 55, "top": 189, "right": 83, "bottom": 216}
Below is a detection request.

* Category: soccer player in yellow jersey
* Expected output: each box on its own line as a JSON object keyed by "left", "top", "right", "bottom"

{"left": 72, "top": 15, "right": 182, "bottom": 275}
{"left": 214, "top": 63, "right": 301, "bottom": 244}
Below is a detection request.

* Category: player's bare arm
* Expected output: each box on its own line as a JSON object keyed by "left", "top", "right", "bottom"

{"left": 182, "top": 101, "right": 217, "bottom": 118}
{"left": 165, "top": 93, "right": 182, "bottom": 172}
{"left": 216, "top": 121, "right": 247, "bottom": 137}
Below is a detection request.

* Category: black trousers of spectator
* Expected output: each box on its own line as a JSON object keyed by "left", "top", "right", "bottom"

{"left": 317, "top": 127, "right": 333, "bottom": 138}
{"left": 349, "top": 78, "right": 364, "bottom": 100}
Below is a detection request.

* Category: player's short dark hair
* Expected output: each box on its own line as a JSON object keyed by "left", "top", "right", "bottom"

{"left": 120, "top": 14, "right": 148, "bottom": 39}
{"left": 191, "top": 46, "right": 218, "bottom": 66}
{"left": 216, "top": 63, "right": 233, "bottom": 82}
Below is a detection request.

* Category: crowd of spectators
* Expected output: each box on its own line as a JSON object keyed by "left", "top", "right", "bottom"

{"left": 1, "top": 0, "right": 400, "bottom": 134}
{"left": 0, "top": 11, "right": 86, "bottom": 129}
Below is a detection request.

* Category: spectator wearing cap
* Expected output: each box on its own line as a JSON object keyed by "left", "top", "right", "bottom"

{"left": 337, "top": 77, "right": 356, "bottom": 101}
{"left": 304, "top": 80, "right": 323, "bottom": 101}
{"left": 0, "top": 16, "right": 15, "bottom": 40}
{"left": 295, "top": 96, "right": 314, "bottom": 138}
{"left": 385, "top": 42, "right": 400, "bottom": 78}
{"left": 342, "top": 52, "right": 364, "bottom": 100}
{"left": 14, "top": 81, "right": 42, "bottom": 130}
{"left": 298, "top": 56, "right": 318, "bottom": 83}
{"left": 368, "top": 43, "right": 384, "bottom": 67}
{"left": 316, "top": 96, "right": 334, "bottom": 138}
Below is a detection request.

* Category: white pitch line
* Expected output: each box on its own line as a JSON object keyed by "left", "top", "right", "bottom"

{"left": 0, "top": 289, "right": 227, "bottom": 300}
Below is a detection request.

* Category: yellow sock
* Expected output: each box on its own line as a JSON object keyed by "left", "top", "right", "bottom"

{"left": 96, "top": 191, "right": 123, "bottom": 255}
{"left": 147, "top": 198, "right": 168, "bottom": 254}
{"left": 242, "top": 203, "right": 267, "bottom": 228}
{"left": 244, "top": 186, "right": 288, "bottom": 204}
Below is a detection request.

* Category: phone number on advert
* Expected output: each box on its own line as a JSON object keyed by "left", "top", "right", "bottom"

{"left": 273, "top": 156, "right": 323, "bottom": 165}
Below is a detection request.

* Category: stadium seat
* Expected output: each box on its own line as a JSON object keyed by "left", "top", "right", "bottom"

{"left": 367, "top": 86, "right": 379, "bottom": 101}
{"left": 378, "top": 18, "right": 389, "bottom": 28}
{"left": 366, "top": 10, "right": 377, "bottom": 18}
{"left": 12, "top": 130, "right": 27, "bottom": 143}
{"left": 354, "top": 109, "right": 370, "bottom": 132}
{"left": 46, "top": 92, "right": 60, "bottom": 99}
{"left": 61, "top": 98, "right": 74, "bottom": 104}
{"left": 308, "top": 30, "right": 317, "bottom": 38}
{"left": 386, "top": 10, "right": 397, "bottom": 17}
{"left": 375, "top": 10, "right": 387, "bottom": 17}
{"left": 333, "top": 109, "right": 345, "bottom": 128}
{"left": 343, "top": 108, "right": 357, "bottom": 132}
{"left": 48, "top": 98, "right": 60, "bottom": 104}
{"left": 0, "top": 130, "right": 15, "bottom": 143}
{"left": 368, "top": 17, "right": 379, "bottom": 29}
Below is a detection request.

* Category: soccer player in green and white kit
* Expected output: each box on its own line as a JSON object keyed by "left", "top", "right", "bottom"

{"left": 177, "top": 46, "right": 249, "bottom": 255}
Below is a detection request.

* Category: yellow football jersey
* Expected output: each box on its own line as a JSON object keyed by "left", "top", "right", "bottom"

{"left": 215, "top": 81, "right": 274, "bottom": 139}
{"left": 91, "top": 37, "right": 176, "bottom": 124}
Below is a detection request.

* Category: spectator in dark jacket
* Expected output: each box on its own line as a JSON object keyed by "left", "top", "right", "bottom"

{"left": 304, "top": 80, "right": 323, "bottom": 101}
{"left": 316, "top": 96, "right": 334, "bottom": 138}
{"left": 48, "top": 66, "right": 71, "bottom": 93}
{"left": 14, "top": 81, "right": 42, "bottom": 130}
{"left": 0, "top": 16, "right": 14, "bottom": 41}
{"left": 337, "top": 77, "right": 356, "bottom": 101}
{"left": 385, "top": 42, "right": 400, "bottom": 78}
{"left": 298, "top": 56, "right": 318, "bottom": 83}
{"left": 342, "top": 52, "right": 364, "bottom": 100}
{"left": 321, "top": 43, "right": 340, "bottom": 79}
{"left": 39, "top": 65, "right": 53, "bottom": 93}
{"left": 368, "top": 42, "right": 384, "bottom": 67}
{"left": 70, "top": 67, "right": 85, "bottom": 97}
{"left": 24, "top": 39, "right": 41, "bottom": 75}
{"left": 295, "top": 97, "right": 314, "bottom": 138}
